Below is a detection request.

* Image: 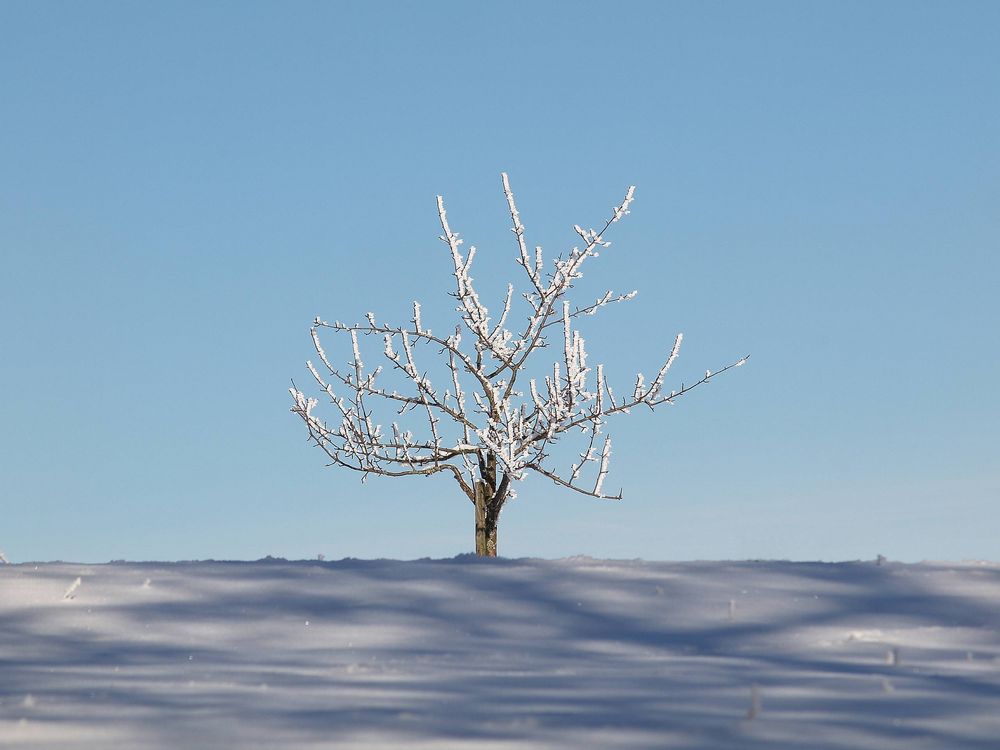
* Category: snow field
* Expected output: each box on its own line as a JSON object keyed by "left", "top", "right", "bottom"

{"left": 1, "top": 558, "right": 999, "bottom": 748}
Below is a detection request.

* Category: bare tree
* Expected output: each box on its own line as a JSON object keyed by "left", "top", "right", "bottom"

{"left": 290, "top": 174, "right": 746, "bottom": 557}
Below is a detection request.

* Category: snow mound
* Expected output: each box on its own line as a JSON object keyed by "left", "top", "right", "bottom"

{"left": 1, "top": 559, "right": 999, "bottom": 748}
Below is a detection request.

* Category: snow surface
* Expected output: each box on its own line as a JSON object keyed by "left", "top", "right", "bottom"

{"left": 2, "top": 558, "right": 999, "bottom": 748}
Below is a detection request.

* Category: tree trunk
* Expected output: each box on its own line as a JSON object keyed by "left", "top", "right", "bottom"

{"left": 474, "top": 480, "right": 499, "bottom": 557}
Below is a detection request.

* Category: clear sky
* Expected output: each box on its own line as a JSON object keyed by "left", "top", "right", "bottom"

{"left": 2, "top": 1, "right": 997, "bottom": 563}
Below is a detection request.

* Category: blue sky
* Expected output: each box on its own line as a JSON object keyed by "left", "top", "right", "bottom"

{"left": 2, "top": 1, "right": 997, "bottom": 563}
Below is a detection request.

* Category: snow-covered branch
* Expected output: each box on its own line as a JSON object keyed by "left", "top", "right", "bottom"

{"left": 291, "top": 173, "right": 745, "bottom": 540}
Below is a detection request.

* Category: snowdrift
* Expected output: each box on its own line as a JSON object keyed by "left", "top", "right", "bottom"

{"left": 2, "top": 558, "right": 999, "bottom": 748}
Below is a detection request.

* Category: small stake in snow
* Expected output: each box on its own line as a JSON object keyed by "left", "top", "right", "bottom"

{"left": 728, "top": 599, "right": 737, "bottom": 622}
{"left": 746, "top": 684, "right": 762, "bottom": 720}
{"left": 291, "top": 173, "right": 746, "bottom": 556}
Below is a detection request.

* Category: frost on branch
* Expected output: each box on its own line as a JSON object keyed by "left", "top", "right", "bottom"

{"left": 290, "top": 173, "right": 746, "bottom": 552}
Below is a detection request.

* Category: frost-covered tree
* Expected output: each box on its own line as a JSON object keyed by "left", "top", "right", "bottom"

{"left": 290, "top": 174, "right": 746, "bottom": 556}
